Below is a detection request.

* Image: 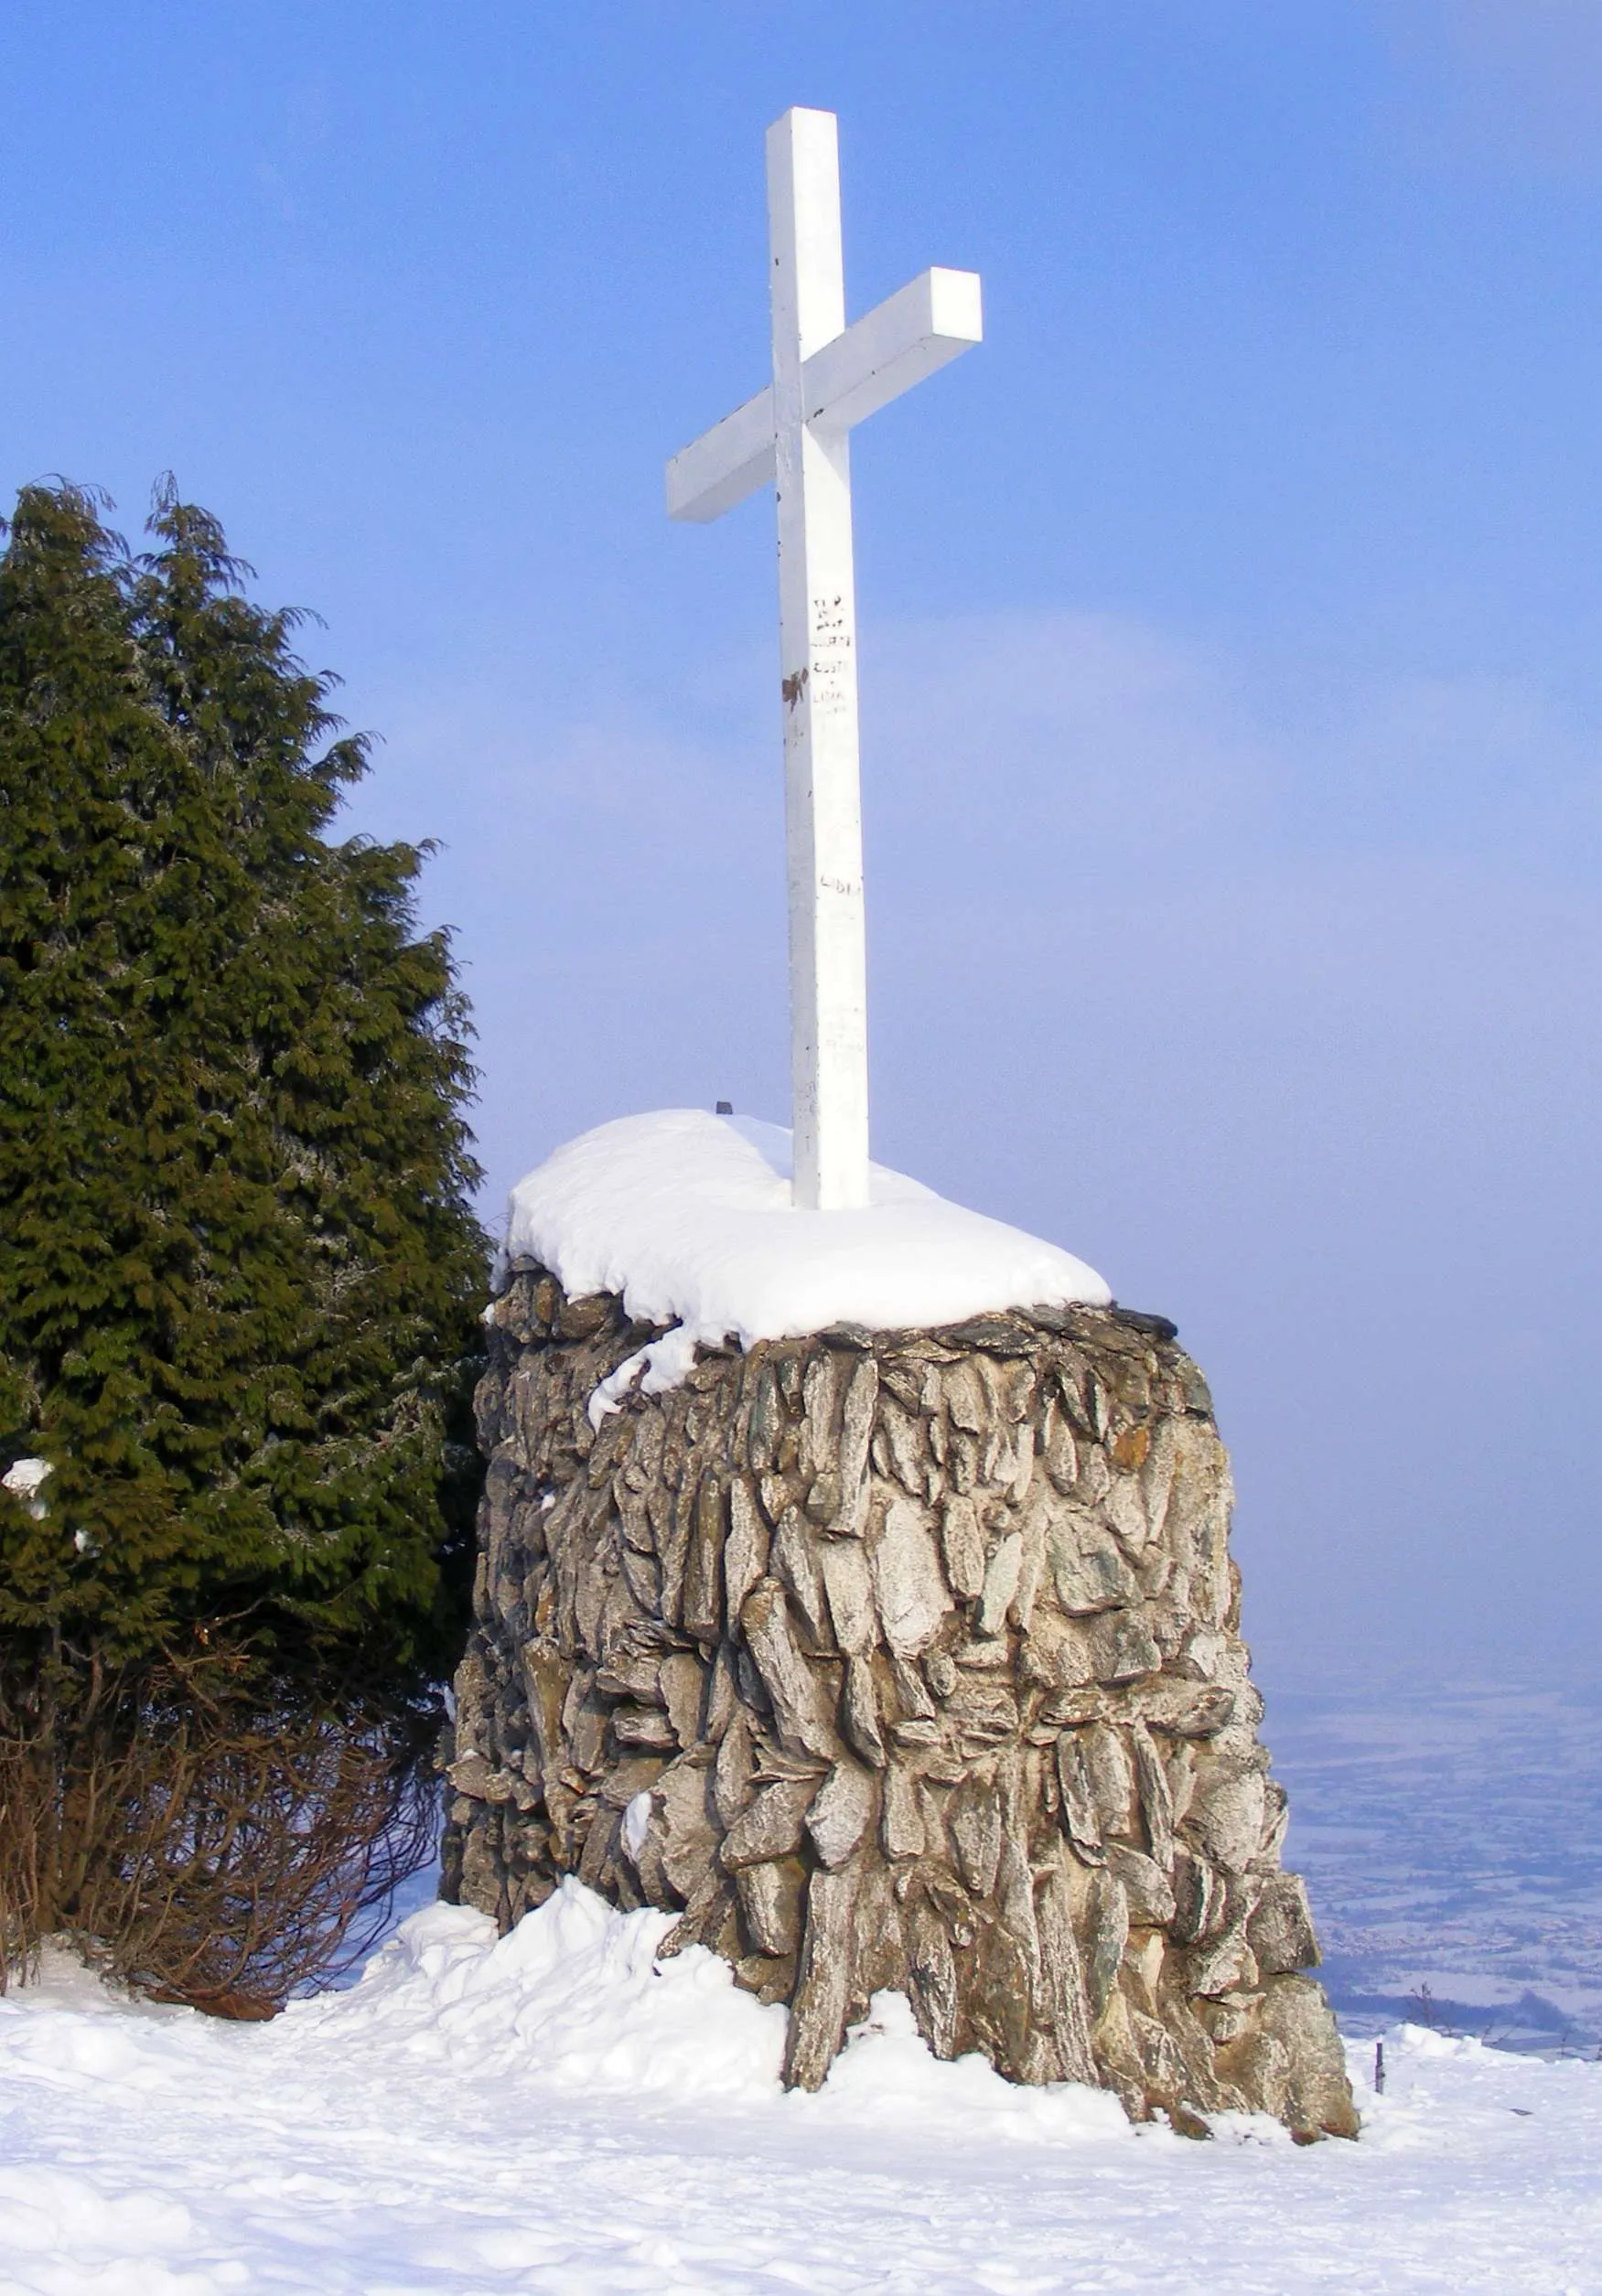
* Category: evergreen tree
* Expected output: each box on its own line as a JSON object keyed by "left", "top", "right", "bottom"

{"left": 0, "top": 481, "right": 489, "bottom": 1689}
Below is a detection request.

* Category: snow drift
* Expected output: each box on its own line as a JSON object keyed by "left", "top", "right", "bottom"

{"left": 5, "top": 1879, "right": 1602, "bottom": 2292}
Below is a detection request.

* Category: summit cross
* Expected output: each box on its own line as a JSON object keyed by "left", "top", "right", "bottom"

{"left": 667, "top": 107, "right": 982, "bottom": 1211}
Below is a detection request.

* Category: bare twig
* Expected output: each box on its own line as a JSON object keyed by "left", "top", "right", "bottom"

{"left": 0, "top": 1647, "right": 440, "bottom": 2014}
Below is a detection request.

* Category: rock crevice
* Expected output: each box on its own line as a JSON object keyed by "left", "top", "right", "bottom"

{"left": 443, "top": 1267, "right": 1357, "bottom": 2139}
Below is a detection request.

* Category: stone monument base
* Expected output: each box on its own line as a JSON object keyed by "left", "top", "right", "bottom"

{"left": 444, "top": 1265, "right": 1358, "bottom": 2139}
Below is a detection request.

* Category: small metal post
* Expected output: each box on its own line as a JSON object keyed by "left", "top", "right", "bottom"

{"left": 1374, "top": 2040, "right": 1385, "bottom": 2095}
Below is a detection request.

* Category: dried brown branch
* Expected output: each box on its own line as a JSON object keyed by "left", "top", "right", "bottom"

{"left": 0, "top": 1646, "right": 440, "bottom": 2015}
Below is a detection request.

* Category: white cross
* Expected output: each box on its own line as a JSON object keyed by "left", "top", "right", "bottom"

{"left": 667, "top": 107, "right": 982, "bottom": 1210}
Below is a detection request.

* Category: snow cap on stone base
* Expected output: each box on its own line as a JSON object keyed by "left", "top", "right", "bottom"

{"left": 504, "top": 1110, "right": 1111, "bottom": 1357}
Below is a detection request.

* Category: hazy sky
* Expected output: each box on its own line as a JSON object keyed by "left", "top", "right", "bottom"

{"left": 6, "top": 4, "right": 1602, "bottom": 1691}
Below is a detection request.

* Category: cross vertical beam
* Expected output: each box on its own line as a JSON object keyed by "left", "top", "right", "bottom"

{"left": 769, "top": 109, "right": 868, "bottom": 1211}
{"left": 667, "top": 108, "right": 982, "bottom": 1211}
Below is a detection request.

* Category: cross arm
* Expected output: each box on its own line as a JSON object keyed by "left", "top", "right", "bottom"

{"left": 802, "top": 266, "right": 982, "bottom": 432}
{"left": 666, "top": 382, "right": 776, "bottom": 522}
{"left": 665, "top": 264, "right": 983, "bottom": 522}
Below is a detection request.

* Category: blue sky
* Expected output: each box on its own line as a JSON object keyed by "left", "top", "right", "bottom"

{"left": 6, "top": 4, "right": 1602, "bottom": 1690}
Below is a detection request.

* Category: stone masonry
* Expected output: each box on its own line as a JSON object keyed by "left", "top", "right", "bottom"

{"left": 442, "top": 1264, "right": 1358, "bottom": 2139}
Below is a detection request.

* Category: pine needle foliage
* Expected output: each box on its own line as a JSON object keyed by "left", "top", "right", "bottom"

{"left": 0, "top": 480, "right": 489, "bottom": 1686}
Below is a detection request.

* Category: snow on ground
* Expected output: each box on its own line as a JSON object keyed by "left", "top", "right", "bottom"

{"left": 506, "top": 1112, "right": 1110, "bottom": 1418}
{"left": 5, "top": 1874, "right": 1602, "bottom": 2294}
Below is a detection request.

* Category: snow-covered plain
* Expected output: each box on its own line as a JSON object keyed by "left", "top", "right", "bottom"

{"left": 506, "top": 1112, "right": 1111, "bottom": 1420}
{"left": 5, "top": 1866, "right": 1602, "bottom": 2295}
{"left": 1274, "top": 1680, "right": 1602, "bottom": 2054}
